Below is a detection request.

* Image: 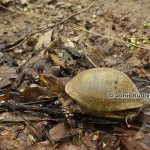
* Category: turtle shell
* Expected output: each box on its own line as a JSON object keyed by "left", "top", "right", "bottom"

{"left": 65, "top": 68, "right": 142, "bottom": 114}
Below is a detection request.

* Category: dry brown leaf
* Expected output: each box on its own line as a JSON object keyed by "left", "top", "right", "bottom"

{"left": 121, "top": 137, "right": 150, "bottom": 150}
{"left": 29, "top": 141, "right": 49, "bottom": 150}
{"left": 43, "top": 37, "right": 62, "bottom": 56}
{"left": 0, "top": 66, "right": 18, "bottom": 89}
{"left": 39, "top": 73, "right": 65, "bottom": 95}
{"left": 0, "top": 124, "right": 33, "bottom": 149}
{"left": 0, "top": 112, "right": 50, "bottom": 122}
{"left": 19, "top": 84, "right": 52, "bottom": 102}
{"left": 49, "top": 123, "right": 67, "bottom": 141}
{"left": 59, "top": 142, "right": 81, "bottom": 150}
{"left": 35, "top": 30, "right": 53, "bottom": 51}
{"left": 0, "top": 94, "right": 11, "bottom": 101}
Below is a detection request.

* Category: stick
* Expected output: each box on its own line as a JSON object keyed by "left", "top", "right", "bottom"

{"left": 77, "top": 27, "right": 150, "bottom": 51}
{"left": 0, "top": 3, "right": 94, "bottom": 50}
{"left": 0, "top": 101, "right": 63, "bottom": 115}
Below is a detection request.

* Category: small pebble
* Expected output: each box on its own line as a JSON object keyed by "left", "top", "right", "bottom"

{"left": 97, "top": 10, "right": 105, "bottom": 16}
{"left": 14, "top": 49, "right": 23, "bottom": 54}
{"left": 72, "top": 36, "right": 79, "bottom": 42}
{"left": 92, "top": 15, "right": 97, "bottom": 18}
{"left": 130, "top": 28, "right": 137, "bottom": 33}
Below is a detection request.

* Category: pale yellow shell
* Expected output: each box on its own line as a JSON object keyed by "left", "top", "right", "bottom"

{"left": 65, "top": 68, "right": 142, "bottom": 114}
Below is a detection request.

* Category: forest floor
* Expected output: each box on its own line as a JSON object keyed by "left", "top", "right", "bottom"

{"left": 0, "top": 0, "right": 150, "bottom": 149}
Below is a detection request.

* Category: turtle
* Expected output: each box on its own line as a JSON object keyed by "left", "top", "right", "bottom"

{"left": 40, "top": 67, "right": 144, "bottom": 124}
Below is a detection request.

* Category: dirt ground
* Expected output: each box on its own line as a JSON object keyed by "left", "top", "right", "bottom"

{"left": 0, "top": 0, "right": 150, "bottom": 150}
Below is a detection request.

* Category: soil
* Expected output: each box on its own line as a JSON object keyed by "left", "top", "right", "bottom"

{"left": 0, "top": 0, "right": 149, "bottom": 149}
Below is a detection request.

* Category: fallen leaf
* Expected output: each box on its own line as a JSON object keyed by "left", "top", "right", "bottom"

{"left": 35, "top": 30, "right": 53, "bottom": 51}
{"left": 18, "top": 84, "right": 52, "bottom": 102}
{"left": 0, "top": 66, "right": 18, "bottom": 89}
{"left": 39, "top": 73, "right": 65, "bottom": 95}
{"left": 29, "top": 141, "right": 50, "bottom": 150}
{"left": 0, "top": 94, "right": 11, "bottom": 101}
{"left": 43, "top": 37, "right": 62, "bottom": 56}
{"left": 59, "top": 142, "right": 81, "bottom": 150}
{"left": 0, "top": 53, "right": 17, "bottom": 67}
{"left": 18, "top": 51, "right": 45, "bottom": 77}
{"left": 120, "top": 137, "right": 150, "bottom": 150}
{"left": 49, "top": 123, "right": 67, "bottom": 140}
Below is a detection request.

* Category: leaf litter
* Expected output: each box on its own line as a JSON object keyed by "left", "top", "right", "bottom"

{"left": 0, "top": 0, "right": 150, "bottom": 149}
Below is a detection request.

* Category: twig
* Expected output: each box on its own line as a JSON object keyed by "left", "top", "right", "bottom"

{"left": 47, "top": 3, "right": 94, "bottom": 29}
{"left": 77, "top": 27, "right": 150, "bottom": 51}
{"left": 0, "top": 101, "right": 63, "bottom": 115}
{"left": 0, "top": 118, "right": 63, "bottom": 125}
{"left": 0, "top": 3, "right": 94, "bottom": 50}
{"left": 24, "top": 2, "right": 94, "bottom": 34}
{"left": 2, "top": 103, "right": 43, "bottom": 144}
{"left": 24, "top": 141, "right": 39, "bottom": 150}
{"left": 22, "top": 97, "right": 58, "bottom": 105}
{"left": 52, "top": 132, "right": 79, "bottom": 149}
{"left": 15, "top": 112, "right": 43, "bottom": 141}
{"left": 84, "top": 54, "right": 98, "bottom": 68}
{"left": 139, "top": 85, "right": 150, "bottom": 92}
